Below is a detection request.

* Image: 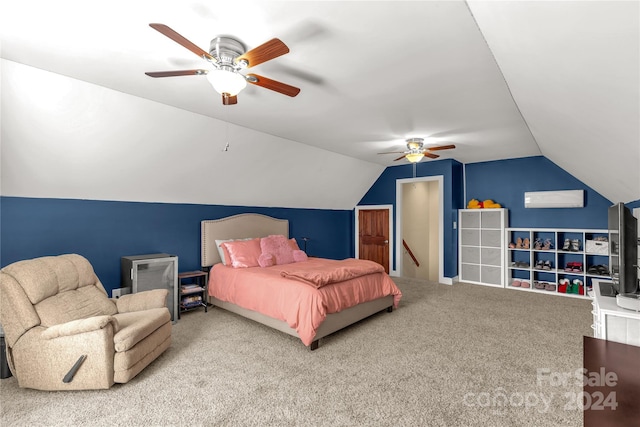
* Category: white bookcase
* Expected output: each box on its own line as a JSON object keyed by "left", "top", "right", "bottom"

{"left": 459, "top": 209, "right": 508, "bottom": 287}
{"left": 505, "top": 228, "right": 610, "bottom": 299}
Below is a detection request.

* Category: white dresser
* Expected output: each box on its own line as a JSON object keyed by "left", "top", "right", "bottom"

{"left": 591, "top": 279, "right": 640, "bottom": 347}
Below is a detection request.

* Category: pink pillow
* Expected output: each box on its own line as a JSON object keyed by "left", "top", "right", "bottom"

{"left": 258, "top": 253, "right": 275, "bottom": 268}
{"left": 293, "top": 250, "right": 308, "bottom": 262}
{"left": 221, "top": 238, "right": 262, "bottom": 268}
{"left": 260, "top": 235, "right": 295, "bottom": 265}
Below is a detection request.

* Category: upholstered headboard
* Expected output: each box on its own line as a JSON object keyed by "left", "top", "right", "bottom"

{"left": 201, "top": 214, "right": 289, "bottom": 268}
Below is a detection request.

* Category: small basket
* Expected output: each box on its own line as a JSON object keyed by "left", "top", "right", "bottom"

{"left": 585, "top": 240, "right": 608, "bottom": 255}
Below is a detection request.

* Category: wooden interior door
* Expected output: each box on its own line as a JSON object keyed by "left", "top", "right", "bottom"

{"left": 358, "top": 209, "right": 390, "bottom": 273}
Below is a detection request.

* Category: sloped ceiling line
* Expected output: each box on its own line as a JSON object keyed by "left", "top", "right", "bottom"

{"left": 463, "top": 0, "right": 542, "bottom": 156}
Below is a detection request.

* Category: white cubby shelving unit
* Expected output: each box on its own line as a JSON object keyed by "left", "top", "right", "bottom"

{"left": 505, "top": 228, "right": 610, "bottom": 299}
{"left": 459, "top": 209, "right": 508, "bottom": 287}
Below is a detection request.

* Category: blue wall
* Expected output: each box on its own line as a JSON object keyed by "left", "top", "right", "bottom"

{"left": 358, "top": 159, "right": 465, "bottom": 277}
{"left": 0, "top": 197, "right": 353, "bottom": 294}
{"left": 465, "top": 156, "right": 613, "bottom": 229}
{"left": 357, "top": 155, "right": 616, "bottom": 280}
{"left": 1, "top": 156, "right": 629, "bottom": 291}
{"left": 626, "top": 200, "right": 640, "bottom": 210}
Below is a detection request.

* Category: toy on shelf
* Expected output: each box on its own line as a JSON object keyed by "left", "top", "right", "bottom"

{"left": 467, "top": 198, "right": 502, "bottom": 209}
{"left": 467, "top": 199, "right": 482, "bottom": 209}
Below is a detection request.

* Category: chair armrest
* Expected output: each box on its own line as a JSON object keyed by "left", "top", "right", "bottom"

{"left": 14, "top": 324, "right": 116, "bottom": 390}
{"left": 41, "top": 315, "right": 119, "bottom": 340}
{"left": 116, "top": 289, "right": 169, "bottom": 313}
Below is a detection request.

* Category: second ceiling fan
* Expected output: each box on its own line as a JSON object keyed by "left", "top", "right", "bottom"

{"left": 378, "top": 138, "right": 456, "bottom": 163}
{"left": 145, "top": 23, "right": 301, "bottom": 105}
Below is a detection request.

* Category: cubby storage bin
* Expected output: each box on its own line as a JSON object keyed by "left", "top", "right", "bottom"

{"left": 585, "top": 240, "right": 609, "bottom": 255}
{"left": 459, "top": 209, "right": 508, "bottom": 287}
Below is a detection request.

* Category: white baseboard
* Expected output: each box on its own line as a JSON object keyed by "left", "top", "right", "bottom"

{"left": 440, "top": 276, "right": 457, "bottom": 285}
{"left": 390, "top": 270, "right": 457, "bottom": 286}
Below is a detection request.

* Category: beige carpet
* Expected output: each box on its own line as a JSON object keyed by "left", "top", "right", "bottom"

{"left": 0, "top": 277, "right": 592, "bottom": 426}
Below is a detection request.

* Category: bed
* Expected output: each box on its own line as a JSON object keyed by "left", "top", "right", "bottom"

{"left": 201, "top": 213, "right": 402, "bottom": 350}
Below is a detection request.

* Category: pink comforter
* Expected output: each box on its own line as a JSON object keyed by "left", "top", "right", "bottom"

{"left": 280, "top": 258, "right": 385, "bottom": 288}
{"left": 208, "top": 258, "right": 402, "bottom": 346}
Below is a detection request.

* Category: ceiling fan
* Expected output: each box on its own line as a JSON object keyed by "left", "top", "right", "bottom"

{"left": 145, "top": 23, "right": 301, "bottom": 105}
{"left": 378, "top": 138, "right": 456, "bottom": 163}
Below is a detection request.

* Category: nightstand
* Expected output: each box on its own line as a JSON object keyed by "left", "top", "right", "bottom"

{"left": 177, "top": 271, "right": 208, "bottom": 319}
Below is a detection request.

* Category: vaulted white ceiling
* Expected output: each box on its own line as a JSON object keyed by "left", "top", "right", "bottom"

{"left": 1, "top": 1, "right": 638, "bottom": 206}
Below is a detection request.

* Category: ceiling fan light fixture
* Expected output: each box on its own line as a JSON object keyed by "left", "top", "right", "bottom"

{"left": 406, "top": 138, "right": 424, "bottom": 150}
{"left": 207, "top": 69, "right": 247, "bottom": 96}
{"left": 405, "top": 152, "right": 425, "bottom": 163}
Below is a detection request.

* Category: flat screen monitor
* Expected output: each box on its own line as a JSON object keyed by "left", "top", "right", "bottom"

{"left": 608, "top": 203, "right": 638, "bottom": 295}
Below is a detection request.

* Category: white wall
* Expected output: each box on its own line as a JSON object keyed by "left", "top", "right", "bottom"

{"left": 0, "top": 60, "right": 384, "bottom": 210}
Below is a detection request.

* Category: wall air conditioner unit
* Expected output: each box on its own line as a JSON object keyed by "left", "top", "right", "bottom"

{"left": 524, "top": 190, "right": 584, "bottom": 208}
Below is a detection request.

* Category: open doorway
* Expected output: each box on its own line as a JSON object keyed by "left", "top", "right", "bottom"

{"left": 396, "top": 176, "right": 445, "bottom": 283}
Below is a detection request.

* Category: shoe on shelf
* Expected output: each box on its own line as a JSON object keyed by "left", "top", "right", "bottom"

{"left": 509, "top": 242, "right": 516, "bottom": 249}
{"left": 533, "top": 238, "right": 543, "bottom": 250}
{"left": 587, "top": 264, "right": 608, "bottom": 276}
{"left": 571, "top": 279, "right": 583, "bottom": 294}
{"left": 535, "top": 260, "right": 544, "bottom": 269}
{"left": 543, "top": 260, "right": 553, "bottom": 270}
{"left": 515, "top": 237, "right": 523, "bottom": 249}
{"left": 558, "top": 278, "right": 570, "bottom": 293}
{"left": 562, "top": 238, "right": 571, "bottom": 251}
{"left": 522, "top": 238, "right": 530, "bottom": 249}
{"left": 571, "top": 262, "right": 583, "bottom": 272}
{"left": 578, "top": 282, "right": 586, "bottom": 295}
{"left": 542, "top": 239, "right": 554, "bottom": 250}
{"left": 534, "top": 281, "right": 545, "bottom": 290}
{"left": 520, "top": 280, "right": 530, "bottom": 288}
{"left": 570, "top": 239, "right": 581, "bottom": 252}
{"left": 512, "top": 280, "right": 522, "bottom": 287}
{"left": 545, "top": 283, "right": 556, "bottom": 292}
{"left": 565, "top": 262, "right": 576, "bottom": 272}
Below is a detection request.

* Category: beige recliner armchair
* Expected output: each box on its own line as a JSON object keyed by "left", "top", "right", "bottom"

{"left": 0, "top": 254, "right": 172, "bottom": 390}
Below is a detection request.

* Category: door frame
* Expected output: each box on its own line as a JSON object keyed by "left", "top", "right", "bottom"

{"left": 354, "top": 205, "right": 394, "bottom": 275}
{"left": 396, "top": 175, "right": 449, "bottom": 284}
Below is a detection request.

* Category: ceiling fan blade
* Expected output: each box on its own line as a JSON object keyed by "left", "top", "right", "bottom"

{"left": 427, "top": 144, "right": 456, "bottom": 151}
{"left": 236, "top": 39, "right": 289, "bottom": 68}
{"left": 394, "top": 154, "right": 407, "bottom": 161}
{"left": 424, "top": 152, "right": 440, "bottom": 159}
{"left": 222, "top": 93, "right": 238, "bottom": 105}
{"left": 377, "top": 151, "right": 407, "bottom": 155}
{"left": 246, "top": 74, "right": 300, "bottom": 97}
{"left": 145, "top": 70, "right": 207, "bottom": 78}
{"left": 149, "top": 23, "right": 214, "bottom": 61}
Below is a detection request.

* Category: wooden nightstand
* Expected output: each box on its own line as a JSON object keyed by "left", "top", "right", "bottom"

{"left": 177, "top": 271, "right": 208, "bottom": 319}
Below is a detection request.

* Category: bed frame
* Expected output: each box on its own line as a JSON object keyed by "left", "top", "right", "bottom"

{"left": 201, "top": 213, "right": 394, "bottom": 350}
